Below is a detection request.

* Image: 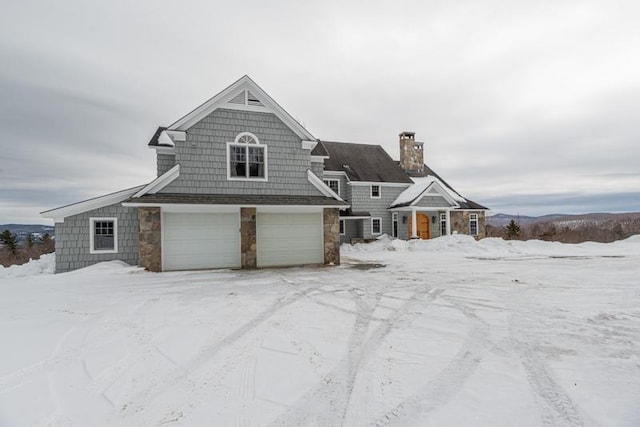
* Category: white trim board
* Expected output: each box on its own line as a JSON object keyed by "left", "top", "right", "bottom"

{"left": 121, "top": 203, "right": 349, "bottom": 212}
{"left": 168, "top": 75, "right": 316, "bottom": 141}
{"left": 41, "top": 185, "right": 146, "bottom": 222}
{"left": 348, "top": 181, "right": 412, "bottom": 187}
{"left": 133, "top": 164, "right": 180, "bottom": 198}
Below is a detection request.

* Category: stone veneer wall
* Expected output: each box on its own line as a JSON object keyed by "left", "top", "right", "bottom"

{"left": 138, "top": 207, "right": 161, "bottom": 271}
{"left": 323, "top": 208, "right": 340, "bottom": 265}
{"left": 450, "top": 210, "right": 486, "bottom": 239}
{"left": 241, "top": 207, "right": 257, "bottom": 268}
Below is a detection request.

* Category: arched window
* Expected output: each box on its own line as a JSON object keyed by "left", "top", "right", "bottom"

{"left": 227, "top": 132, "right": 267, "bottom": 180}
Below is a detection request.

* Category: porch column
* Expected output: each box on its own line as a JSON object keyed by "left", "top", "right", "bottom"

{"left": 411, "top": 208, "right": 418, "bottom": 239}
{"left": 446, "top": 209, "right": 452, "bottom": 235}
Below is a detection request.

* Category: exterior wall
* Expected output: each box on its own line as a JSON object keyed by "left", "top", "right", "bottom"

{"left": 160, "top": 108, "right": 322, "bottom": 196}
{"left": 55, "top": 204, "right": 138, "bottom": 273}
{"left": 340, "top": 218, "right": 362, "bottom": 244}
{"left": 157, "top": 154, "right": 176, "bottom": 176}
{"left": 349, "top": 184, "right": 408, "bottom": 239}
{"left": 138, "top": 207, "right": 161, "bottom": 272}
{"left": 413, "top": 195, "right": 451, "bottom": 208}
{"left": 310, "top": 161, "right": 324, "bottom": 178}
{"left": 325, "top": 174, "right": 350, "bottom": 201}
{"left": 450, "top": 210, "right": 486, "bottom": 239}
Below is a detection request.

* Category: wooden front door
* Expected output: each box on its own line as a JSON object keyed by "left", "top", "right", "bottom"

{"left": 408, "top": 213, "right": 431, "bottom": 239}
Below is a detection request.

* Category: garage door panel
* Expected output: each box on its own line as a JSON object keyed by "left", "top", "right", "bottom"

{"left": 257, "top": 213, "right": 323, "bottom": 267}
{"left": 163, "top": 212, "right": 240, "bottom": 271}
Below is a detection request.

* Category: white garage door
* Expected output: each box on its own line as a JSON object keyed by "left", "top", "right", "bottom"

{"left": 163, "top": 212, "right": 240, "bottom": 271}
{"left": 257, "top": 213, "right": 323, "bottom": 267}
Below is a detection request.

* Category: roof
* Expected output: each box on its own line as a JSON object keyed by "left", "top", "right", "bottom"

{"left": 124, "top": 193, "right": 349, "bottom": 207}
{"left": 41, "top": 185, "right": 147, "bottom": 222}
{"left": 314, "top": 141, "right": 413, "bottom": 183}
{"left": 395, "top": 162, "right": 489, "bottom": 210}
{"left": 148, "top": 126, "right": 168, "bottom": 147}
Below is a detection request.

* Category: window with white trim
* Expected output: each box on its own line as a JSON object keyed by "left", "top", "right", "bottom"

{"left": 469, "top": 213, "right": 479, "bottom": 236}
{"left": 440, "top": 213, "right": 447, "bottom": 236}
{"left": 323, "top": 179, "right": 340, "bottom": 196}
{"left": 90, "top": 217, "right": 117, "bottom": 254}
{"left": 339, "top": 219, "right": 345, "bottom": 235}
{"left": 392, "top": 213, "right": 398, "bottom": 238}
{"left": 227, "top": 132, "right": 267, "bottom": 180}
{"left": 371, "top": 217, "right": 382, "bottom": 234}
{"left": 371, "top": 185, "right": 380, "bottom": 198}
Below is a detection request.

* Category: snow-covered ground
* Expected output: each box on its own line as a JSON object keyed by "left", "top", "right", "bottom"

{"left": 1, "top": 236, "right": 639, "bottom": 426}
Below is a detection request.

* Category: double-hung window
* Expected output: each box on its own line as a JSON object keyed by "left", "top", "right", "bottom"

{"left": 469, "top": 213, "right": 479, "bottom": 236}
{"left": 323, "top": 179, "right": 340, "bottom": 196}
{"left": 440, "top": 213, "right": 447, "bottom": 236}
{"left": 90, "top": 217, "right": 117, "bottom": 254}
{"left": 371, "top": 217, "right": 382, "bottom": 234}
{"left": 228, "top": 132, "right": 267, "bottom": 180}
{"left": 371, "top": 185, "right": 381, "bottom": 198}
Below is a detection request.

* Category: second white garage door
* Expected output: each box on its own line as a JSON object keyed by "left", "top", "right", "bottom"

{"left": 257, "top": 213, "right": 323, "bottom": 267}
{"left": 163, "top": 212, "right": 240, "bottom": 271}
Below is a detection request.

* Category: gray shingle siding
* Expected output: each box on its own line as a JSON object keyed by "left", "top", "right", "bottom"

{"left": 55, "top": 204, "right": 138, "bottom": 273}
{"left": 349, "top": 185, "right": 408, "bottom": 239}
{"left": 157, "top": 154, "right": 176, "bottom": 176}
{"left": 159, "top": 109, "right": 323, "bottom": 196}
{"left": 413, "top": 195, "right": 451, "bottom": 208}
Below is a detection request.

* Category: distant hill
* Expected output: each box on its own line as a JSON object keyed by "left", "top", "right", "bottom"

{"left": 487, "top": 212, "right": 640, "bottom": 243}
{"left": 0, "top": 224, "right": 55, "bottom": 243}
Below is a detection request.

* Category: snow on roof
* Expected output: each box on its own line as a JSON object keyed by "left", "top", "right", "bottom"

{"left": 391, "top": 176, "right": 467, "bottom": 207}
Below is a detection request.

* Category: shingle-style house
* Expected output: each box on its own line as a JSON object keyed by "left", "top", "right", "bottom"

{"left": 42, "top": 76, "right": 487, "bottom": 273}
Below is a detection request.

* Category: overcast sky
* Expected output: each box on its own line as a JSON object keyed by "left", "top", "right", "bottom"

{"left": 1, "top": 0, "right": 639, "bottom": 224}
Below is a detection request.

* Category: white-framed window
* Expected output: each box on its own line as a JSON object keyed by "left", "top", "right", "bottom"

{"left": 89, "top": 217, "right": 118, "bottom": 254}
{"left": 227, "top": 132, "right": 267, "bottom": 181}
{"left": 392, "top": 213, "right": 398, "bottom": 238}
{"left": 469, "top": 213, "right": 479, "bottom": 236}
{"left": 371, "top": 217, "right": 382, "bottom": 234}
{"left": 323, "top": 179, "right": 340, "bottom": 196}
{"left": 440, "top": 213, "right": 447, "bottom": 236}
{"left": 339, "top": 219, "right": 345, "bottom": 235}
{"left": 370, "top": 185, "right": 381, "bottom": 198}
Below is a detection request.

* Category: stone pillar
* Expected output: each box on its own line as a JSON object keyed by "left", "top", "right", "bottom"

{"left": 323, "top": 208, "right": 340, "bottom": 265}
{"left": 138, "top": 207, "right": 161, "bottom": 272}
{"left": 241, "top": 207, "right": 257, "bottom": 268}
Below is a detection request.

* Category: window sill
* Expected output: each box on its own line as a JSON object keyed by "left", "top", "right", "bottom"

{"left": 227, "top": 177, "right": 268, "bottom": 182}
{"left": 90, "top": 249, "right": 118, "bottom": 254}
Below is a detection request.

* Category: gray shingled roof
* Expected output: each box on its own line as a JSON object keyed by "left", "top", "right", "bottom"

{"left": 147, "top": 126, "right": 168, "bottom": 147}
{"left": 127, "top": 193, "right": 348, "bottom": 206}
{"left": 312, "top": 141, "right": 413, "bottom": 183}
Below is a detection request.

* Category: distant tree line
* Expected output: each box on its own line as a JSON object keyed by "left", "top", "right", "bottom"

{"left": 0, "top": 230, "right": 54, "bottom": 267}
{"left": 486, "top": 217, "right": 640, "bottom": 243}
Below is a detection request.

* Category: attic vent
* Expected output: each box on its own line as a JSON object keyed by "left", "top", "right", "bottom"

{"left": 229, "top": 91, "right": 246, "bottom": 104}
{"left": 247, "top": 91, "right": 263, "bottom": 106}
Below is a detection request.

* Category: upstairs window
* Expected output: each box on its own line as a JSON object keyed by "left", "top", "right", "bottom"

{"left": 371, "top": 185, "right": 381, "bottom": 198}
{"left": 90, "top": 217, "right": 117, "bottom": 254}
{"left": 323, "top": 179, "right": 340, "bottom": 196}
{"left": 227, "top": 132, "right": 267, "bottom": 180}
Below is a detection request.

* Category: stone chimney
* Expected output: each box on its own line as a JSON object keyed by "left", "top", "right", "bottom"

{"left": 398, "top": 131, "right": 424, "bottom": 175}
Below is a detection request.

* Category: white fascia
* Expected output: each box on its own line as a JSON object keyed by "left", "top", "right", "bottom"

{"left": 41, "top": 185, "right": 146, "bottom": 223}
{"left": 168, "top": 75, "right": 317, "bottom": 141}
{"left": 348, "top": 181, "right": 412, "bottom": 187}
{"left": 307, "top": 169, "right": 345, "bottom": 202}
{"left": 302, "top": 140, "right": 317, "bottom": 150}
{"left": 120, "top": 203, "right": 350, "bottom": 211}
{"left": 410, "top": 181, "right": 460, "bottom": 208}
{"left": 132, "top": 164, "right": 180, "bottom": 198}
{"left": 323, "top": 171, "right": 350, "bottom": 180}
{"left": 310, "top": 155, "right": 329, "bottom": 162}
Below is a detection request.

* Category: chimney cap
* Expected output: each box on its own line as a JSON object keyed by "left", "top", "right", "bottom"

{"left": 399, "top": 131, "right": 415, "bottom": 138}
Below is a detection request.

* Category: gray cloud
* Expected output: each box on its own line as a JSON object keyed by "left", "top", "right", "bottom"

{"left": 1, "top": 0, "right": 639, "bottom": 223}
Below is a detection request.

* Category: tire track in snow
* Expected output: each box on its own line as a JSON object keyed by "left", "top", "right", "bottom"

{"left": 120, "top": 277, "right": 324, "bottom": 421}
{"left": 270, "top": 278, "right": 434, "bottom": 427}
{"left": 507, "top": 287, "right": 584, "bottom": 427}
{"left": 371, "top": 293, "right": 491, "bottom": 426}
